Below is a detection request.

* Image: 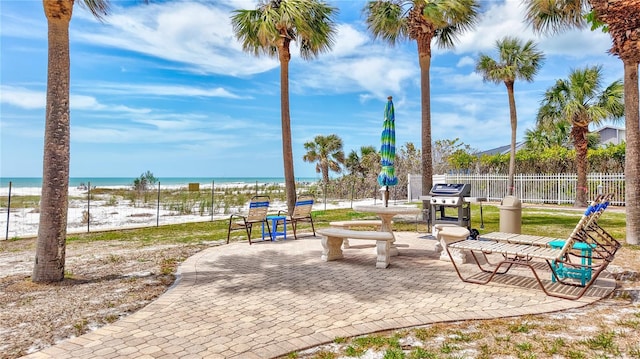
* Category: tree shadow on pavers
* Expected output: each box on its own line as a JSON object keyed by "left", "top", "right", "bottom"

{"left": 467, "top": 270, "right": 614, "bottom": 299}
{"left": 183, "top": 238, "right": 569, "bottom": 305}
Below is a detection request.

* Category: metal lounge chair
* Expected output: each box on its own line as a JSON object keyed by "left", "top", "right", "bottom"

{"left": 277, "top": 194, "right": 316, "bottom": 239}
{"left": 227, "top": 195, "right": 271, "bottom": 245}
{"left": 480, "top": 194, "right": 613, "bottom": 247}
{"left": 444, "top": 195, "right": 621, "bottom": 300}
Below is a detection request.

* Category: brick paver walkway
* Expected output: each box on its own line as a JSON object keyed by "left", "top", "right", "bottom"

{"left": 24, "top": 232, "right": 615, "bottom": 358}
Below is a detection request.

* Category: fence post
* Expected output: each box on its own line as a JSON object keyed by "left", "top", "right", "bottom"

{"left": 87, "top": 181, "right": 91, "bottom": 233}
{"left": 350, "top": 181, "right": 354, "bottom": 209}
{"left": 211, "top": 181, "right": 216, "bottom": 222}
{"left": 556, "top": 174, "right": 560, "bottom": 205}
{"left": 5, "top": 181, "right": 11, "bottom": 240}
{"left": 156, "top": 182, "right": 161, "bottom": 227}
{"left": 323, "top": 182, "right": 327, "bottom": 211}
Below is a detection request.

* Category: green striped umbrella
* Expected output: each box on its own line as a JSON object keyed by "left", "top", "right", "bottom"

{"left": 377, "top": 96, "right": 397, "bottom": 206}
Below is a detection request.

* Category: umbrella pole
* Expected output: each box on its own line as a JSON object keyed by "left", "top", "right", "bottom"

{"left": 384, "top": 186, "right": 389, "bottom": 207}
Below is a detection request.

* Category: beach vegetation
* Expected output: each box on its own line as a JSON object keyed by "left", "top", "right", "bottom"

{"left": 522, "top": 0, "right": 640, "bottom": 245}
{"left": 231, "top": 0, "right": 338, "bottom": 215}
{"left": 0, "top": 195, "right": 40, "bottom": 209}
{"left": 132, "top": 170, "right": 158, "bottom": 192}
{"left": 475, "top": 36, "right": 545, "bottom": 196}
{"left": 344, "top": 145, "right": 381, "bottom": 199}
{"left": 364, "top": 0, "right": 480, "bottom": 204}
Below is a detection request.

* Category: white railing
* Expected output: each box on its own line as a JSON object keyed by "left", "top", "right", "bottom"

{"left": 408, "top": 173, "right": 626, "bottom": 205}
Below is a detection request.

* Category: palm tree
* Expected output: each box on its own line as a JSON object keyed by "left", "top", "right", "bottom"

{"left": 303, "top": 134, "right": 346, "bottom": 184}
{"left": 523, "top": 0, "right": 640, "bottom": 243}
{"left": 537, "top": 65, "right": 624, "bottom": 207}
{"left": 33, "top": 0, "right": 124, "bottom": 283}
{"left": 346, "top": 145, "right": 378, "bottom": 177}
{"left": 524, "top": 121, "right": 571, "bottom": 151}
{"left": 231, "top": 0, "right": 337, "bottom": 213}
{"left": 364, "top": 0, "right": 480, "bottom": 199}
{"left": 476, "top": 37, "right": 545, "bottom": 196}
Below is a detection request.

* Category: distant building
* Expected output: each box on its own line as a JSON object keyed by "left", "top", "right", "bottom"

{"left": 478, "top": 126, "right": 625, "bottom": 156}
{"left": 594, "top": 126, "right": 625, "bottom": 146}
{"left": 477, "top": 142, "right": 525, "bottom": 156}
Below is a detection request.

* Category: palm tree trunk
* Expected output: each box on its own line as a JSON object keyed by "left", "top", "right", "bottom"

{"left": 322, "top": 162, "right": 329, "bottom": 184}
{"left": 418, "top": 39, "right": 433, "bottom": 199}
{"left": 33, "top": 0, "right": 73, "bottom": 283}
{"left": 279, "top": 43, "right": 296, "bottom": 214}
{"left": 506, "top": 82, "right": 517, "bottom": 196}
{"left": 572, "top": 124, "right": 589, "bottom": 207}
{"left": 623, "top": 60, "right": 640, "bottom": 245}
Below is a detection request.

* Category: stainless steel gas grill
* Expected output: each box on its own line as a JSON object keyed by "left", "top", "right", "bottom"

{"left": 428, "top": 183, "right": 472, "bottom": 229}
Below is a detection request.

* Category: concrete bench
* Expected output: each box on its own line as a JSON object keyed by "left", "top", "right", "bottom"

{"left": 316, "top": 228, "right": 395, "bottom": 269}
{"left": 328, "top": 220, "right": 391, "bottom": 248}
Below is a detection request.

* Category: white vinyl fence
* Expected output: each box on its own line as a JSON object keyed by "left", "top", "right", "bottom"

{"left": 408, "top": 173, "right": 626, "bottom": 206}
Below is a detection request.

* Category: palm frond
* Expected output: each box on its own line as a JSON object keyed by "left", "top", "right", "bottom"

{"left": 475, "top": 36, "right": 545, "bottom": 86}
{"left": 364, "top": 0, "right": 407, "bottom": 45}
{"left": 524, "top": 0, "right": 588, "bottom": 34}
{"left": 232, "top": 0, "right": 337, "bottom": 60}
{"left": 78, "top": 0, "right": 112, "bottom": 22}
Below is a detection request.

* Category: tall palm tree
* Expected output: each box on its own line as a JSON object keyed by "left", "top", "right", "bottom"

{"left": 364, "top": 0, "right": 480, "bottom": 199}
{"left": 302, "top": 134, "right": 345, "bottom": 184}
{"left": 231, "top": 0, "right": 337, "bottom": 213}
{"left": 476, "top": 37, "right": 545, "bottom": 196}
{"left": 537, "top": 65, "right": 624, "bottom": 207}
{"left": 33, "top": 0, "right": 121, "bottom": 283}
{"left": 524, "top": 0, "right": 640, "bottom": 243}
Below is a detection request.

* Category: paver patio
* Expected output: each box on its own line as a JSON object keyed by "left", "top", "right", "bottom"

{"left": 23, "top": 232, "right": 615, "bottom": 359}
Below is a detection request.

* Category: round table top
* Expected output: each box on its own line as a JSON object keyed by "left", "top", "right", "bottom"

{"left": 353, "top": 205, "right": 422, "bottom": 215}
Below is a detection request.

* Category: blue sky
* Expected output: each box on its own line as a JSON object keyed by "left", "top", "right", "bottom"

{"left": 0, "top": 0, "right": 623, "bottom": 179}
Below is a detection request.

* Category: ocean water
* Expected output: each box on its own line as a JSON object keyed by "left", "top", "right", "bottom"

{"left": 0, "top": 177, "right": 319, "bottom": 188}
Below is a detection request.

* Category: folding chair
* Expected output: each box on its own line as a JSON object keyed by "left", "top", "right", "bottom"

{"left": 227, "top": 195, "right": 271, "bottom": 245}
{"left": 277, "top": 194, "right": 315, "bottom": 239}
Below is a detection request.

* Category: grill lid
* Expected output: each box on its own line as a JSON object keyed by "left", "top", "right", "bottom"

{"left": 429, "top": 183, "right": 471, "bottom": 197}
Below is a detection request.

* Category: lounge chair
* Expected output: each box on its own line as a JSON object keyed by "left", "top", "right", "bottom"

{"left": 277, "top": 194, "right": 315, "bottom": 239}
{"left": 227, "top": 195, "right": 271, "bottom": 245}
{"left": 443, "top": 195, "right": 621, "bottom": 300}
{"left": 480, "top": 194, "right": 613, "bottom": 247}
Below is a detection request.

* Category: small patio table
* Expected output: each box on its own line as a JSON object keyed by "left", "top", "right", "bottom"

{"left": 262, "top": 215, "right": 287, "bottom": 241}
{"left": 549, "top": 240, "right": 595, "bottom": 285}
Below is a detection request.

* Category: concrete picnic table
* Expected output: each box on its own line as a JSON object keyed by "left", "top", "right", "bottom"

{"left": 352, "top": 204, "right": 421, "bottom": 256}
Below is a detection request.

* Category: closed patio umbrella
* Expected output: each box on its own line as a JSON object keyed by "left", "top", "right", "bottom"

{"left": 377, "top": 96, "right": 398, "bottom": 207}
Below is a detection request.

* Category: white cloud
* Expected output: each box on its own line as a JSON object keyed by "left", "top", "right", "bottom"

{"left": 452, "top": 0, "right": 612, "bottom": 59}
{"left": 329, "top": 24, "right": 370, "bottom": 57}
{"left": 0, "top": 86, "right": 44, "bottom": 109}
{"left": 74, "top": 1, "right": 278, "bottom": 76}
{"left": 297, "top": 55, "right": 416, "bottom": 97}
{"left": 83, "top": 83, "right": 246, "bottom": 99}
{"left": 457, "top": 56, "right": 475, "bottom": 67}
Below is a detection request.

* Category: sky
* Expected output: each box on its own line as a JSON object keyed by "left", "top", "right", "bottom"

{"left": 0, "top": 0, "right": 624, "bottom": 179}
